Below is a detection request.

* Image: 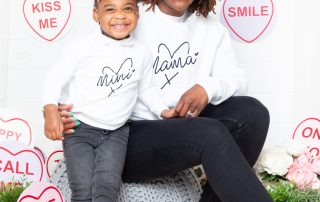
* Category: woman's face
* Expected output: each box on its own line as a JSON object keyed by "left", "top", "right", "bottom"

{"left": 157, "top": 0, "right": 194, "bottom": 17}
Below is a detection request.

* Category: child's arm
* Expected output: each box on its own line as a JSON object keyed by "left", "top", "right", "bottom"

{"left": 42, "top": 44, "right": 78, "bottom": 137}
{"left": 44, "top": 104, "right": 64, "bottom": 140}
{"left": 42, "top": 45, "right": 78, "bottom": 107}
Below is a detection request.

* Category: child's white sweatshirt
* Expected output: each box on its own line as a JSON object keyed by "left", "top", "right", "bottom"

{"left": 42, "top": 28, "right": 167, "bottom": 130}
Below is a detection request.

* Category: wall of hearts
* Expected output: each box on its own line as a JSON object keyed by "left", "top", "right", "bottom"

{"left": 1, "top": 0, "right": 320, "bottom": 195}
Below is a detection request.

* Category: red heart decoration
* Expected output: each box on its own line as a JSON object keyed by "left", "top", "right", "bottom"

{"left": 23, "top": 0, "right": 71, "bottom": 41}
{"left": 222, "top": 0, "right": 274, "bottom": 43}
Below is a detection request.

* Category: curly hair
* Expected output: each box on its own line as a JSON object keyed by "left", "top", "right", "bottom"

{"left": 142, "top": 0, "right": 216, "bottom": 17}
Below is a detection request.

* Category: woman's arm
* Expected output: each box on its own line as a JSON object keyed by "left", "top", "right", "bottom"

{"left": 176, "top": 26, "right": 247, "bottom": 117}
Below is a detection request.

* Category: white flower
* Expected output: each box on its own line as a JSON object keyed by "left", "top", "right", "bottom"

{"left": 254, "top": 150, "right": 267, "bottom": 173}
{"left": 283, "top": 140, "right": 306, "bottom": 157}
{"left": 258, "top": 147, "right": 293, "bottom": 176}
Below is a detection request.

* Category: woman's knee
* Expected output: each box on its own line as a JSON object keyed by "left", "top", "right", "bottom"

{"left": 240, "top": 96, "right": 269, "bottom": 124}
{"left": 193, "top": 118, "right": 233, "bottom": 149}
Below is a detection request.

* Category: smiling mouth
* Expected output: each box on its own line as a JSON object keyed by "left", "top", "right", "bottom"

{"left": 112, "top": 24, "right": 129, "bottom": 30}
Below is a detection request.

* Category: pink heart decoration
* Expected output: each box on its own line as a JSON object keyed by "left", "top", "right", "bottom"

{"left": 222, "top": 0, "right": 274, "bottom": 43}
{"left": 23, "top": 0, "right": 72, "bottom": 41}
{"left": 0, "top": 117, "right": 32, "bottom": 145}
{"left": 18, "top": 183, "right": 63, "bottom": 202}
{"left": 292, "top": 118, "right": 320, "bottom": 156}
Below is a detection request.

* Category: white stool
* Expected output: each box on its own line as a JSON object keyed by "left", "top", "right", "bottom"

{"left": 49, "top": 158, "right": 201, "bottom": 202}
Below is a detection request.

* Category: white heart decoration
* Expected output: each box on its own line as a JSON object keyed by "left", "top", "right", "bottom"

{"left": 0, "top": 141, "right": 44, "bottom": 183}
{"left": 222, "top": 0, "right": 274, "bottom": 43}
{"left": 292, "top": 117, "right": 320, "bottom": 156}
{"left": 23, "top": 0, "right": 71, "bottom": 41}
{"left": 0, "top": 117, "right": 32, "bottom": 145}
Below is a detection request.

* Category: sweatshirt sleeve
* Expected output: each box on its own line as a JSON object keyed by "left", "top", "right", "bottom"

{"left": 196, "top": 26, "right": 247, "bottom": 105}
{"left": 137, "top": 50, "right": 168, "bottom": 119}
{"left": 41, "top": 45, "right": 78, "bottom": 107}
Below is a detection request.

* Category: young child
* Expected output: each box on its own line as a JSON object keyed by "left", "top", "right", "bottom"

{"left": 42, "top": 0, "right": 175, "bottom": 201}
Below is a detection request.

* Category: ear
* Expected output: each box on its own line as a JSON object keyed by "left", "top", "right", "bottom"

{"left": 136, "top": 5, "right": 140, "bottom": 19}
{"left": 93, "top": 8, "right": 99, "bottom": 23}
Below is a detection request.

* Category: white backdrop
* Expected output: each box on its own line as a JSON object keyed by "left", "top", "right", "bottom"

{"left": 0, "top": 1, "right": 10, "bottom": 107}
{"left": 293, "top": 0, "right": 320, "bottom": 119}
{"left": 0, "top": 0, "right": 320, "bottom": 156}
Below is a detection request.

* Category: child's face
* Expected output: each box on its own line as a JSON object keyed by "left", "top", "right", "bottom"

{"left": 158, "top": 0, "right": 194, "bottom": 16}
{"left": 93, "top": 0, "right": 138, "bottom": 40}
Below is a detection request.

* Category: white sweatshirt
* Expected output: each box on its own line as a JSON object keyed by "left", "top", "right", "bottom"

{"left": 131, "top": 3, "right": 247, "bottom": 120}
{"left": 42, "top": 28, "right": 167, "bottom": 130}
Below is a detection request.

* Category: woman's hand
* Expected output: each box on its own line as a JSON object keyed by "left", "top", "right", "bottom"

{"left": 161, "top": 108, "right": 177, "bottom": 119}
{"left": 58, "top": 104, "right": 78, "bottom": 134}
{"left": 175, "top": 84, "right": 208, "bottom": 117}
{"left": 44, "top": 104, "right": 64, "bottom": 140}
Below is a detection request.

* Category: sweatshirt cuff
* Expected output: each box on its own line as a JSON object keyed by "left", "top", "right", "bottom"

{"left": 150, "top": 104, "right": 168, "bottom": 119}
{"left": 196, "top": 78, "right": 222, "bottom": 105}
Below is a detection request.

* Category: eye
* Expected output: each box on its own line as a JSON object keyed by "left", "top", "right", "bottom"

{"left": 123, "top": 6, "right": 134, "bottom": 12}
{"left": 105, "top": 8, "right": 115, "bottom": 13}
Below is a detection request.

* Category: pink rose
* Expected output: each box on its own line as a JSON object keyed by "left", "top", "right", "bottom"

{"left": 286, "top": 162, "right": 316, "bottom": 189}
{"left": 311, "top": 156, "right": 320, "bottom": 175}
{"left": 294, "top": 151, "right": 312, "bottom": 166}
{"left": 311, "top": 177, "right": 320, "bottom": 189}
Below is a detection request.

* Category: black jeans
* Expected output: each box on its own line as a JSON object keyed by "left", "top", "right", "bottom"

{"left": 123, "top": 96, "right": 271, "bottom": 202}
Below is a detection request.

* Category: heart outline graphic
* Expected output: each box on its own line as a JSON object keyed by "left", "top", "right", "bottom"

{"left": 34, "top": 146, "right": 46, "bottom": 164}
{"left": 292, "top": 117, "right": 320, "bottom": 140}
{"left": 18, "top": 186, "right": 63, "bottom": 202}
{"left": 103, "top": 58, "right": 134, "bottom": 75}
{"left": 222, "top": 0, "right": 274, "bottom": 43}
{"left": 46, "top": 150, "right": 63, "bottom": 178}
{"left": 0, "top": 147, "right": 44, "bottom": 182}
{"left": 23, "top": 0, "right": 72, "bottom": 42}
{"left": 98, "top": 58, "right": 135, "bottom": 97}
{"left": 0, "top": 117, "right": 32, "bottom": 145}
{"left": 157, "top": 42, "right": 190, "bottom": 59}
{"left": 292, "top": 117, "right": 320, "bottom": 156}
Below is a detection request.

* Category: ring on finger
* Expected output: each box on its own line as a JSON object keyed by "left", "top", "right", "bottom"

{"left": 186, "top": 111, "right": 193, "bottom": 118}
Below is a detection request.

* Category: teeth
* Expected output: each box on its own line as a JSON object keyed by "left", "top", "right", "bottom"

{"left": 113, "top": 25, "right": 126, "bottom": 30}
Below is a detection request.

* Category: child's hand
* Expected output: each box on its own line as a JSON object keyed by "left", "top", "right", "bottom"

{"left": 44, "top": 104, "right": 65, "bottom": 141}
{"left": 161, "top": 108, "right": 178, "bottom": 119}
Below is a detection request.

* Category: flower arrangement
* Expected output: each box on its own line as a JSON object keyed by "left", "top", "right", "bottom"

{"left": 254, "top": 141, "right": 320, "bottom": 201}
{"left": 0, "top": 180, "right": 30, "bottom": 202}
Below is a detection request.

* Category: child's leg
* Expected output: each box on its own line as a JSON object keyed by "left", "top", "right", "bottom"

{"left": 63, "top": 123, "right": 98, "bottom": 202}
{"left": 93, "top": 125, "right": 129, "bottom": 202}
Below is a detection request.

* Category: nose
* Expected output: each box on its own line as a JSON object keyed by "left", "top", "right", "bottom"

{"left": 114, "top": 10, "right": 126, "bottom": 19}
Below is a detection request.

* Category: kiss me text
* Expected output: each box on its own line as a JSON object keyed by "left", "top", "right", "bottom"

{"left": 31, "top": 1, "right": 62, "bottom": 29}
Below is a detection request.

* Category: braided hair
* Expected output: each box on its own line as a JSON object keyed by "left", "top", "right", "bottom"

{"left": 142, "top": 0, "right": 216, "bottom": 17}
